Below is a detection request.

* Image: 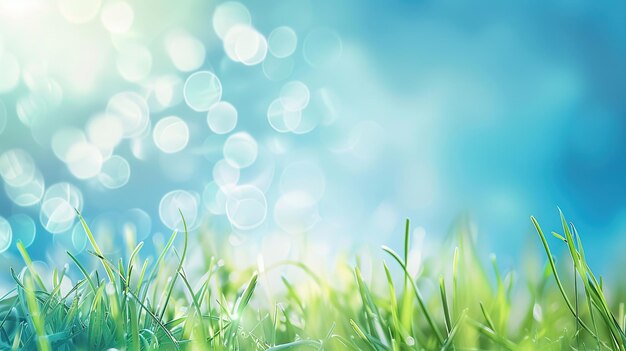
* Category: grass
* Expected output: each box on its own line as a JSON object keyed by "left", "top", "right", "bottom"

{"left": 0, "top": 209, "right": 624, "bottom": 350}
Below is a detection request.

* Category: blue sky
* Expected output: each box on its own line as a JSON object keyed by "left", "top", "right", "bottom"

{"left": 0, "top": 0, "right": 625, "bottom": 271}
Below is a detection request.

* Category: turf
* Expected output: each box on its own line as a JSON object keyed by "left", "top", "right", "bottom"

{"left": 0, "top": 210, "right": 624, "bottom": 350}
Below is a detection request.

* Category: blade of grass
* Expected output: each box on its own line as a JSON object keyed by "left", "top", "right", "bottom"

{"left": 382, "top": 245, "right": 444, "bottom": 345}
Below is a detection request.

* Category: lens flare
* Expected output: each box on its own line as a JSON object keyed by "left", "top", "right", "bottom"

{"left": 40, "top": 182, "right": 83, "bottom": 234}
{"left": 100, "top": 1, "right": 134, "bottom": 33}
{"left": 268, "top": 26, "right": 298, "bottom": 58}
{"left": 0, "top": 216, "right": 12, "bottom": 253}
{"left": 106, "top": 92, "right": 150, "bottom": 138}
{"left": 183, "top": 71, "right": 222, "bottom": 112}
{"left": 152, "top": 116, "right": 189, "bottom": 154}
{"left": 0, "top": 149, "right": 36, "bottom": 187}
{"left": 8, "top": 214, "right": 36, "bottom": 248}
{"left": 165, "top": 30, "right": 206, "bottom": 72}
{"left": 212, "top": 1, "right": 251, "bottom": 39}
{"left": 207, "top": 101, "right": 237, "bottom": 135}
{"left": 226, "top": 185, "right": 267, "bottom": 230}
{"left": 223, "top": 132, "right": 258, "bottom": 168}
{"left": 159, "top": 189, "right": 198, "bottom": 231}
{"left": 98, "top": 155, "right": 131, "bottom": 189}
{"left": 4, "top": 169, "right": 45, "bottom": 206}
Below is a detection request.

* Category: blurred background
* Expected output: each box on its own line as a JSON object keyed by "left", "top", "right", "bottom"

{"left": 1, "top": 0, "right": 625, "bottom": 273}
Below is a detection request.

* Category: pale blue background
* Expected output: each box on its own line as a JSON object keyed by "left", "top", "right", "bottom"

{"left": 1, "top": 0, "right": 625, "bottom": 271}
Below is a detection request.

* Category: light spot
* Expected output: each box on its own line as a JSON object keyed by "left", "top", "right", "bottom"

{"left": 4, "top": 169, "right": 45, "bottom": 206}
{"left": 533, "top": 303, "right": 543, "bottom": 322}
{"left": 0, "top": 216, "right": 12, "bottom": 253}
{"left": 291, "top": 107, "right": 319, "bottom": 134}
{"left": 86, "top": 114, "right": 124, "bottom": 151}
{"left": 226, "top": 185, "right": 267, "bottom": 230}
{"left": 405, "top": 336, "right": 415, "bottom": 346}
{"left": 152, "top": 116, "right": 189, "bottom": 153}
{"left": 165, "top": 30, "right": 206, "bottom": 72}
{"left": 279, "top": 81, "right": 310, "bottom": 111}
{"left": 213, "top": 159, "right": 240, "bottom": 189}
{"left": 0, "top": 52, "right": 20, "bottom": 94}
{"left": 88, "top": 213, "right": 119, "bottom": 253}
{"left": 267, "top": 98, "right": 301, "bottom": 132}
{"left": 262, "top": 54, "right": 294, "bottom": 81}
{"left": 116, "top": 44, "right": 152, "bottom": 82}
{"left": 148, "top": 75, "right": 183, "bottom": 110}
{"left": 71, "top": 222, "right": 88, "bottom": 253}
{"left": 207, "top": 101, "right": 237, "bottom": 134}
{"left": 22, "top": 63, "right": 49, "bottom": 91}
{"left": 100, "top": 1, "right": 134, "bottom": 33}
{"left": 98, "top": 155, "right": 130, "bottom": 189}
{"left": 159, "top": 190, "right": 198, "bottom": 231}
{"left": 268, "top": 26, "right": 298, "bottom": 58}
{"left": 212, "top": 1, "right": 251, "bottom": 39}
{"left": 66, "top": 141, "right": 103, "bottom": 179}
{"left": 29, "top": 77, "right": 63, "bottom": 108}
{"left": 120, "top": 208, "right": 151, "bottom": 241}
{"left": 16, "top": 94, "right": 48, "bottom": 127}
{"left": 129, "top": 133, "right": 156, "bottom": 160}
{"left": 40, "top": 182, "right": 83, "bottom": 234}
{"left": 303, "top": 28, "right": 342, "bottom": 68}
{"left": 0, "top": 149, "right": 37, "bottom": 187}
{"left": 58, "top": 0, "right": 101, "bottom": 24}
{"left": 223, "top": 25, "right": 268, "bottom": 65}
{"left": 223, "top": 132, "right": 258, "bottom": 168}
{"left": 183, "top": 71, "right": 222, "bottom": 112}
{"left": 106, "top": 91, "right": 150, "bottom": 138}
{"left": 202, "top": 181, "right": 227, "bottom": 215}
{"left": 8, "top": 214, "right": 36, "bottom": 248}
{"left": 274, "top": 191, "right": 320, "bottom": 233}
{"left": 52, "top": 128, "right": 86, "bottom": 162}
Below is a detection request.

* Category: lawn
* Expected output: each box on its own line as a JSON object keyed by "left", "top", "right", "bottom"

{"left": 0, "top": 210, "right": 622, "bottom": 350}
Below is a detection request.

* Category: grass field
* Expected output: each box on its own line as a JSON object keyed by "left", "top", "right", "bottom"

{"left": 0, "top": 210, "right": 624, "bottom": 350}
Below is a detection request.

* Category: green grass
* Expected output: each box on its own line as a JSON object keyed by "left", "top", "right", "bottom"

{"left": 1, "top": 209, "right": 624, "bottom": 350}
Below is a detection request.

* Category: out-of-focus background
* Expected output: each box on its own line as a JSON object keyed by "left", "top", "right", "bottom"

{"left": 1, "top": 0, "right": 625, "bottom": 271}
